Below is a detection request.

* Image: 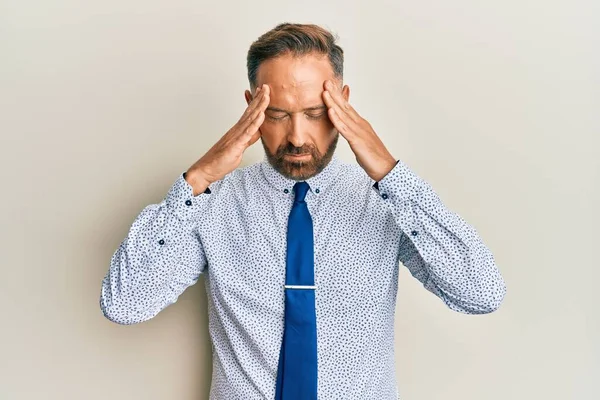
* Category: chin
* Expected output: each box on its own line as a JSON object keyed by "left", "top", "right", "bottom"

{"left": 282, "top": 162, "right": 318, "bottom": 180}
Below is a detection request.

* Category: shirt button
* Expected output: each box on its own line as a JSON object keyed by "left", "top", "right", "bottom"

{"left": 158, "top": 239, "right": 165, "bottom": 245}
{"left": 283, "top": 189, "right": 289, "bottom": 194}
{"left": 381, "top": 193, "right": 388, "bottom": 199}
{"left": 411, "top": 230, "right": 418, "bottom": 237}
{"left": 315, "top": 188, "right": 320, "bottom": 194}
{"left": 185, "top": 199, "right": 192, "bottom": 206}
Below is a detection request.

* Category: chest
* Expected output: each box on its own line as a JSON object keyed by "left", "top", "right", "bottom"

{"left": 200, "top": 188, "right": 400, "bottom": 293}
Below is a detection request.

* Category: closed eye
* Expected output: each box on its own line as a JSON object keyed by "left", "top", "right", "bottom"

{"left": 266, "top": 110, "right": 327, "bottom": 122}
{"left": 306, "top": 113, "right": 326, "bottom": 120}
{"left": 267, "top": 115, "right": 287, "bottom": 121}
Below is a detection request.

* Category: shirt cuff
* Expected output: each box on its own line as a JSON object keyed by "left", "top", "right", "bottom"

{"left": 164, "top": 172, "right": 212, "bottom": 221}
{"left": 372, "top": 159, "right": 421, "bottom": 202}
{"left": 372, "top": 159, "right": 426, "bottom": 240}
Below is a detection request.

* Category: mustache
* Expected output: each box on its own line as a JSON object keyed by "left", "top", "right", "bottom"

{"left": 278, "top": 147, "right": 315, "bottom": 156}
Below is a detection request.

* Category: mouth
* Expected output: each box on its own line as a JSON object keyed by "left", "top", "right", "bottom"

{"left": 285, "top": 153, "right": 311, "bottom": 159}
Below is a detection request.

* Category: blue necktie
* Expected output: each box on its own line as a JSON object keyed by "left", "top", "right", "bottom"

{"left": 274, "top": 181, "right": 318, "bottom": 400}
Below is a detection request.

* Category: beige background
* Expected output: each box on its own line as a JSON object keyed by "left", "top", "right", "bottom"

{"left": 1, "top": 1, "right": 598, "bottom": 399}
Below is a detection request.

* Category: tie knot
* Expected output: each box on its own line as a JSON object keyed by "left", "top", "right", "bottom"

{"left": 293, "top": 181, "right": 310, "bottom": 203}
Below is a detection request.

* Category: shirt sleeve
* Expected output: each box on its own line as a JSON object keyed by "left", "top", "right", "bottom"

{"left": 100, "top": 172, "right": 212, "bottom": 325}
{"left": 372, "top": 160, "right": 507, "bottom": 314}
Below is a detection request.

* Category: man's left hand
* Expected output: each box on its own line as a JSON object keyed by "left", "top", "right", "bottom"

{"left": 322, "top": 80, "right": 397, "bottom": 182}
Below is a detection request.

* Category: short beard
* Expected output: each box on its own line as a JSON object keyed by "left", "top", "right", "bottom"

{"left": 262, "top": 132, "right": 339, "bottom": 181}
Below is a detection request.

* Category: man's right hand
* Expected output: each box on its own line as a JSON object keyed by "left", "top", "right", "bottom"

{"left": 185, "top": 84, "right": 270, "bottom": 195}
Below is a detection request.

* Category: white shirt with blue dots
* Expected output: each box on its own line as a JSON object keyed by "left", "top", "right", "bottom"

{"left": 100, "top": 153, "right": 506, "bottom": 399}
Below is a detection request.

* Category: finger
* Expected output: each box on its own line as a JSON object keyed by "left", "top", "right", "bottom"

{"left": 241, "top": 88, "right": 269, "bottom": 132}
{"left": 239, "top": 88, "right": 269, "bottom": 139}
{"left": 240, "top": 85, "right": 266, "bottom": 121}
{"left": 323, "top": 90, "right": 358, "bottom": 132}
{"left": 327, "top": 107, "right": 351, "bottom": 138}
{"left": 246, "top": 85, "right": 270, "bottom": 116}
{"left": 237, "top": 91, "right": 267, "bottom": 135}
{"left": 246, "top": 113, "right": 264, "bottom": 147}
{"left": 241, "top": 113, "right": 265, "bottom": 148}
{"left": 324, "top": 80, "right": 361, "bottom": 123}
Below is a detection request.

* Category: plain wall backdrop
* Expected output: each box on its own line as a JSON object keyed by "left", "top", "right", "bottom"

{"left": 1, "top": 1, "right": 598, "bottom": 399}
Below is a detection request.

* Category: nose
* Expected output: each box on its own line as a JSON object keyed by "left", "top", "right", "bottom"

{"left": 286, "top": 114, "right": 311, "bottom": 149}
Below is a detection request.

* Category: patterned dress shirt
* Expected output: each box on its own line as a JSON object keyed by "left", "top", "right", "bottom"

{"left": 100, "top": 153, "right": 506, "bottom": 399}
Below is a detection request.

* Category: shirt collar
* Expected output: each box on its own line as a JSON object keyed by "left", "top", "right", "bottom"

{"left": 260, "top": 153, "right": 342, "bottom": 196}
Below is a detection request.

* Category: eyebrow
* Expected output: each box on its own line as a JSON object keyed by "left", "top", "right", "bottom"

{"left": 266, "top": 105, "right": 327, "bottom": 113}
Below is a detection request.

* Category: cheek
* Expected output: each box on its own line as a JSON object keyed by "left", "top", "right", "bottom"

{"left": 314, "top": 117, "right": 335, "bottom": 137}
{"left": 310, "top": 119, "right": 337, "bottom": 150}
{"left": 315, "top": 112, "right": 335, "bottom": 130}
{"left": 259, "top": 124, "right": 284, "bottom": 151}
{"left": 259, "top": 122, "right": 283, "bottom": 138}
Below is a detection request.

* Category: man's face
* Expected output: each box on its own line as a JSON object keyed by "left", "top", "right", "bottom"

{"left": 245, "top": 53, "right": 349, "bottom": 180}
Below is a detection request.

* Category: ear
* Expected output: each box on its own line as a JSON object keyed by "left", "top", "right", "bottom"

{"left": 342, "top": 85, "right": 350, "bottom": 102}
{"left": 244, "top": 89, "right": 253, "bottom": 106}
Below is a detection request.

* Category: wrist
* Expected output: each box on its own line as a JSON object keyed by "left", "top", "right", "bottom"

{"left": 184, "top": 168, "right": 212, "bottom": 196}
{"left": 373, "top": 158, "right": 398, "bottom": 182}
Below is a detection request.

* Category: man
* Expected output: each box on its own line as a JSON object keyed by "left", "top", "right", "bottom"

{"left": 100, "top": 22, "right": 506, "bottom": 400}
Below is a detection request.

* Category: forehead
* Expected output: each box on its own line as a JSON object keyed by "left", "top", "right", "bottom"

{"left": 256, "top": 53, "right": 335, "bottom": 111}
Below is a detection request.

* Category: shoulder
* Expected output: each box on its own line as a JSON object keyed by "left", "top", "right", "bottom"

{"left": 338, "top": 159, "right": 375, "bottom": 187}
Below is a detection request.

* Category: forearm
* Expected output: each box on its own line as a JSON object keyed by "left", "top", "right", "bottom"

{"left": 375, "top": 160, "right": 506, "bottom": 314}
{"left": 100, "top": 173, "right": 211, "bottom": 324}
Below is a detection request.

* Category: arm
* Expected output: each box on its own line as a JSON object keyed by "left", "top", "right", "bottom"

{"left": 373, "top": 160, "right": 507, "bottom": 314}
{"left": 100, "top": 172, "right": 212, "bottom": 325}
{"left": 100, "top": 83, "right": 269, "bottom": 325}
{"left": 318, "top": 79, "right": 505, "bottom": 314}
